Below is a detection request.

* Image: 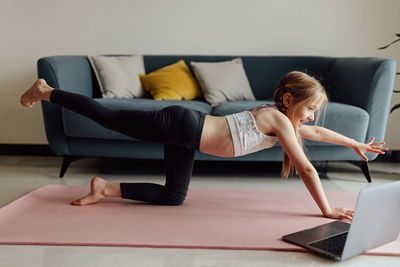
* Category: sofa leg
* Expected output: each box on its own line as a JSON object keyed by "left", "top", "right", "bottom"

{"left": 60, "top": 156, "right": 82, "bottom": 178}
{"left": 314, "top": 161, "right": 329, "bottom": 178}
{"left": 348, "top": 161, "right": 372, "bottom": 183}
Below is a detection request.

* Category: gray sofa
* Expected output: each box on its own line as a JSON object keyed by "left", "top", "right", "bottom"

{"left": 38, "top": 55, "right": 396, "bottom": 181}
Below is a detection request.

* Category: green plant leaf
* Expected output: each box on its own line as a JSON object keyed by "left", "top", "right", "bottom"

{"left": 396, "top": 33, "right": 400, "bottom": 37}
{"left": 378, "top": 38, "right": 400, "bottom": 49}
{"left": 397, "top": 72, "right": 400, "bottom": 75}
{"left": 394, "top": 90, "right": 400, "bottom": 93}
{"left": 390, "top": 103, "right": 400, "bottom": 113}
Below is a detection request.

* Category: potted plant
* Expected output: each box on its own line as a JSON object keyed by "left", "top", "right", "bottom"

{"left": 379, "top": 33, "right": 400, "bottom": 113}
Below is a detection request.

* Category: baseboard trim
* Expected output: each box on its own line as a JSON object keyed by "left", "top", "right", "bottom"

{"left": 0, "top": 144, "right": 55, "bottom": 156}
{"left": 0, "top": 144, "right": 399, "bottom": 162}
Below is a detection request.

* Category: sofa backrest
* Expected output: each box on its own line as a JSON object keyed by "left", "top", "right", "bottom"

{"left": 143, "top": 55, "right": 335, "bottom": 100}
{"left": 39, "top": 55, "right": 336, "bottom": 100}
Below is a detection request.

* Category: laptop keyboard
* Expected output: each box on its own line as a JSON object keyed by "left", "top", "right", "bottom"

{"left": 308, "top": 232, "right": 348, "bottom": 255}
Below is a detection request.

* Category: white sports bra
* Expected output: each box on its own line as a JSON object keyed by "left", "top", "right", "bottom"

{"left": 225, "top": 106, "right": 278, "bottom": 157}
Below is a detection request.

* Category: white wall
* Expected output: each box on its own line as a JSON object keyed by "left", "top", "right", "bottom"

{"left": 1, "top": 0, "right": 400, "bottom": 148}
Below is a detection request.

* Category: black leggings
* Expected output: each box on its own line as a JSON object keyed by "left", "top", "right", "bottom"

{"left": 50, "top": 90, "right": 206, "bottom": 205}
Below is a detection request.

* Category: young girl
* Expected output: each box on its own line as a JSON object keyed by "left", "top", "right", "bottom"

{"left": 20, "top": 71, "right": 387, "bottom": 221}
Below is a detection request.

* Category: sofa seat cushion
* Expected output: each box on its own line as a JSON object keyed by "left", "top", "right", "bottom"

{"left": 303, "top": 102, "right": 370, "bottom": 146}
{"left": 214, "top": 101, "right": 369, "bottom": 147}
{"left": 62, "top": 98, "right": 212, "bottom": 140}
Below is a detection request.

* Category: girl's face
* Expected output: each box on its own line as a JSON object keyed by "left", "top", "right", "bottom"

{"left": 285, "top": 94, "right": 324, "bottom": 129}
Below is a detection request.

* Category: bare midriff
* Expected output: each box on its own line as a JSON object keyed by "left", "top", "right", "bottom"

{"left": 199, "top": 109, "right": 277, "bottom": 157}
{"left": 199, "top": 115, "right": 235, "bottom": 157}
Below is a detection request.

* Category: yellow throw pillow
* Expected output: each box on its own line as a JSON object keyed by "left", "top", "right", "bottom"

{"left": 139, "top": 60, "right": 202, "bottom": 100}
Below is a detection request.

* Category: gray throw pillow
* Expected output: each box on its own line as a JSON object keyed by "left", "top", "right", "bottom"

{"left": 190, "top": 58, "right": 256, "bottom": 107}
{"left": 88, "top": 55, "right": 146, "bottom": 98}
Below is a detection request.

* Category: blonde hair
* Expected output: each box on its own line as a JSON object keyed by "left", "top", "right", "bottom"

{"left": 273, "top": 71, "right": 328, "bottom": 178}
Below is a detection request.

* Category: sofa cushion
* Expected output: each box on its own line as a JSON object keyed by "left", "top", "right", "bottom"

{"left": 139, "top": 60, "right": 202, "bottom": 100}
{"left": 190, "top": 58, "right": 256, "bottom": 107}
{"left": 88, "top": 55, "right": 147, "bottom": 98}
{"left": 62, "top": 98, "right": 212, "bottom": 140}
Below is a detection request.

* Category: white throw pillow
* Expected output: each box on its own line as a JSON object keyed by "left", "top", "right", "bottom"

{"left": 88, "top": 55, "right": 147, "bottom": 98}
{"left": 190, "top": 58, "right": 256, "bottom": 107}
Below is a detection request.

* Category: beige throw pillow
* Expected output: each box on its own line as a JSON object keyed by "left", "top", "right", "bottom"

{"left": 88, "top": 55, "right": 147, "bottom": 98}
{"left": 190, "top": 58, "right": 256, "bottom": 107}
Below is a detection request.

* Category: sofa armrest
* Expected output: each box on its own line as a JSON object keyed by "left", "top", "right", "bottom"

{"left": 37, "top": 56, "right": 97, "bottom": 155}
{"left": 38, "top": 58, "right": 68, "bottom": 155}
{"left": 329, "top": 57, "right": 396, "bottom": 159}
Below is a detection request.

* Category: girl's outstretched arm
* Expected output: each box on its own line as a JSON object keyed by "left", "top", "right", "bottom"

{"left": 299, "top": 125, "right": 388, "bottom": 161}
{"left": 273, "top": 116, "right": 353, "bottom": 220}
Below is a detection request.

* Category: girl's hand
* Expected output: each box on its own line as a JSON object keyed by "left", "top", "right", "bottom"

{"left": 352, "top": 137, "right": 388, "bottom": 161}
{"left": 325, "top": 207, "right": 354, "bottom": 221}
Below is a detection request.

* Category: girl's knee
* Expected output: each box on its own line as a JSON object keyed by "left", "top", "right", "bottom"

{"left": 163, "top": 199, "right": 185, "bottom": 206}
{"left": 162, "top": 190, "right": 187, "bottom": 206}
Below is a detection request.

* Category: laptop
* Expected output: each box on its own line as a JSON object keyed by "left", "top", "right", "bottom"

{"left": 282, "top": 181, "right": 400, "bottom": 261}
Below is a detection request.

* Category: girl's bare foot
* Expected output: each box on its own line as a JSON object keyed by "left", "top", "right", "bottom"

{"left": 71, "top": 176, "right": 121, "bottom": 206}
{"left": 20, "top": 79, "right": 53, "bottom": 108}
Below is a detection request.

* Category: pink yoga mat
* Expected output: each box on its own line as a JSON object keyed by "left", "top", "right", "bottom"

{"left": 0, "top": 185, "right": 398, "bottom": 256}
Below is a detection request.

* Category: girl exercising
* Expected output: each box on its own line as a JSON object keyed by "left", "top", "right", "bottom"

{"left": 20, "top": 71, "right": 388, "bottom": 221}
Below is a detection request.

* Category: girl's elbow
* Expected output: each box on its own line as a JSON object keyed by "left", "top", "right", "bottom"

{"left": 296, "top": 164, "right": 316, "bottom": 176}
